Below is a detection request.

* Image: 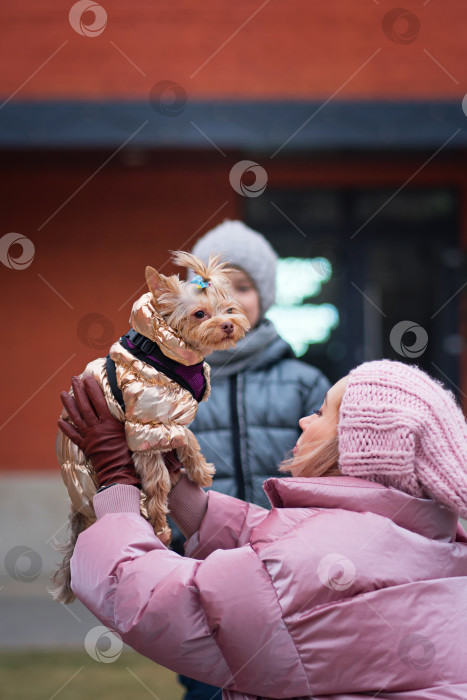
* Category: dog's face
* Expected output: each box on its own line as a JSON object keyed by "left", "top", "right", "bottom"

{"left": 145, "top": 252, "right": 250, "bottom": 356}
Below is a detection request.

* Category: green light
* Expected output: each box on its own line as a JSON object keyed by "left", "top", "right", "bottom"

{"left": 266, "top": 257, "right": 339, "bottom": 356}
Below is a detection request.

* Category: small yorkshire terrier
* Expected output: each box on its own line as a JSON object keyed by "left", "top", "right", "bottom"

{"left": 52, "top": 251, "right": 250, "bottom": 604}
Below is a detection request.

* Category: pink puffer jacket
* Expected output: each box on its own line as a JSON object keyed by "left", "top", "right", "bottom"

{"left": 70, "top": 476, "right": 467, "bottom": 699}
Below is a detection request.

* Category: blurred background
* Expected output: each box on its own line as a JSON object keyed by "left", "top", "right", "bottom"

{"left": 0, "top": 0, "right": 466, "bottom": 697}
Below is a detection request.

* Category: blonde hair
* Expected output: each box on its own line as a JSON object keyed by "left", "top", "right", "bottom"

{"left": 279, "top": 435, "right": 340, "bottom": 478}
{"left": 279, "top": 390, "right": 344, "bottom": 478}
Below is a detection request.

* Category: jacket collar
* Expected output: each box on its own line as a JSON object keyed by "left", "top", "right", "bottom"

{"left": 130, "top": 292, "right": 204, "bottom": 366}
{"left": 206, "top": 320, "right": 286, "bottom": 377}
{"left": 263, "top": 476, "right": 459, "bottom": 542}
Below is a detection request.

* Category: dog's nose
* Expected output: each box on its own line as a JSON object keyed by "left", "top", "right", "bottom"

{"left": 221, "top": 321, "right": 234, "bottom": 335}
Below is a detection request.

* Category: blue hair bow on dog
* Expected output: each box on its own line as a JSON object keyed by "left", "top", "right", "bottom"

{"left": 190, "top": 275, "right": 211, "bottom": 289}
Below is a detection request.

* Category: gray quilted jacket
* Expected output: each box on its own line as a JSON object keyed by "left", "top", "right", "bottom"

{"left": 169, "top": 321, "right": 330, "bottom": 551}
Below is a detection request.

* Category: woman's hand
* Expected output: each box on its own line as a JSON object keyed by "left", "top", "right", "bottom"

{"left": 58, "top": 375, "right": 141, "bottom": 489}
{"left": 163, "top": 449, "right": 184, "bottom": 487}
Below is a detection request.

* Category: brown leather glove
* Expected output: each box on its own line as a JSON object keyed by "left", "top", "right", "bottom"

{"left": 163, "top": 448, "right": 184, "bottom": 487}
{"left": 58, "top": 375, "right": 141, "bottom": 489}
{"left": 163, "top": 449, "right": 183, "bottom": 475}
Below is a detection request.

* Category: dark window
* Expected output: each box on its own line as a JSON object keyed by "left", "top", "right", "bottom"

{"left": 245, "top": 187, "right": 463, "bottom": 398}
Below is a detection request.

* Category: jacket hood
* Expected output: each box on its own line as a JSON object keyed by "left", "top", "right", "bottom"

{"left": 131, "top": 292, "right": 204, "bottom": 366}
{"left": 247, "top": 335, "right": 295, "bottom": 372}
{"left": 263, "top": 476, "right": 459, "bottom": 542}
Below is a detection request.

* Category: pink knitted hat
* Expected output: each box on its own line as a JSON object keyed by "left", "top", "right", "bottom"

{"left": 338, "top": 359, "right": 467, "bottom": 517}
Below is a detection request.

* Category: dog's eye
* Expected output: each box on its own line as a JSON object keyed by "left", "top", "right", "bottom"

{"left": 226, "top": 308, "right": 234, "bottom": 314}
{"left": 194, "top": 311, "right": 205, "bottom": 319}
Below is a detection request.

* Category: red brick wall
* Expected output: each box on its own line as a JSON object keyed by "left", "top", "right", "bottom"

{"left": 0, "top": 0, "right": 465, "bottom": 100}
{"left": 0, "top": 154, "right": 238, "bottom": 471}
{"left": 1, "top": 152, "right": 465, "bottom": 471}
{"left": 1, "top": 0, "right": 466, "bottom": 472}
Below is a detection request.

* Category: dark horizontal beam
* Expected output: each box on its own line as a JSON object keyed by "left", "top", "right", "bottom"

{"left": 0, "top": 99, "right": 465, "bottom": 151}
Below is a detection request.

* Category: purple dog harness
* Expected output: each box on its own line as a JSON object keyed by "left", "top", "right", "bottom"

{"left": 105, "top": 329, "right": 207, "bottom": 412}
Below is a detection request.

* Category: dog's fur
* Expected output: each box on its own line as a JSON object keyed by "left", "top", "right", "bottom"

{"left": 51, "top": 251, "right": 250, "bottom": 603}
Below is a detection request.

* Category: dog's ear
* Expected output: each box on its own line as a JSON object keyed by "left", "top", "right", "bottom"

{"left": 145, "top": 266, "right": 181, "bottom": 299}
{"left": 145, "top": 266, "right": 164, "bottom": 297}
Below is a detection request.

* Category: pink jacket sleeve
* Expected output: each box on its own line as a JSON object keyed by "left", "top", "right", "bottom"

{"left": 69, "top": 483, "right": 275, "bottom": 690}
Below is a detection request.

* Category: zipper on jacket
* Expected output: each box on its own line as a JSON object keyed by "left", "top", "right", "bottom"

{"left": 229, "top": 375, "right": 246, "bottom": 501}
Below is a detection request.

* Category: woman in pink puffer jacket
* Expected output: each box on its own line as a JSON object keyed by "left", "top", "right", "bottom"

{"left": 60, "top": 360, "right": 467, "bottom": 700}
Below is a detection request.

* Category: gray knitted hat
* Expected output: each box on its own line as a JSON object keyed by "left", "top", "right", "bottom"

{"left": 189, "top": 220, "right": 278, "bottom": 316}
